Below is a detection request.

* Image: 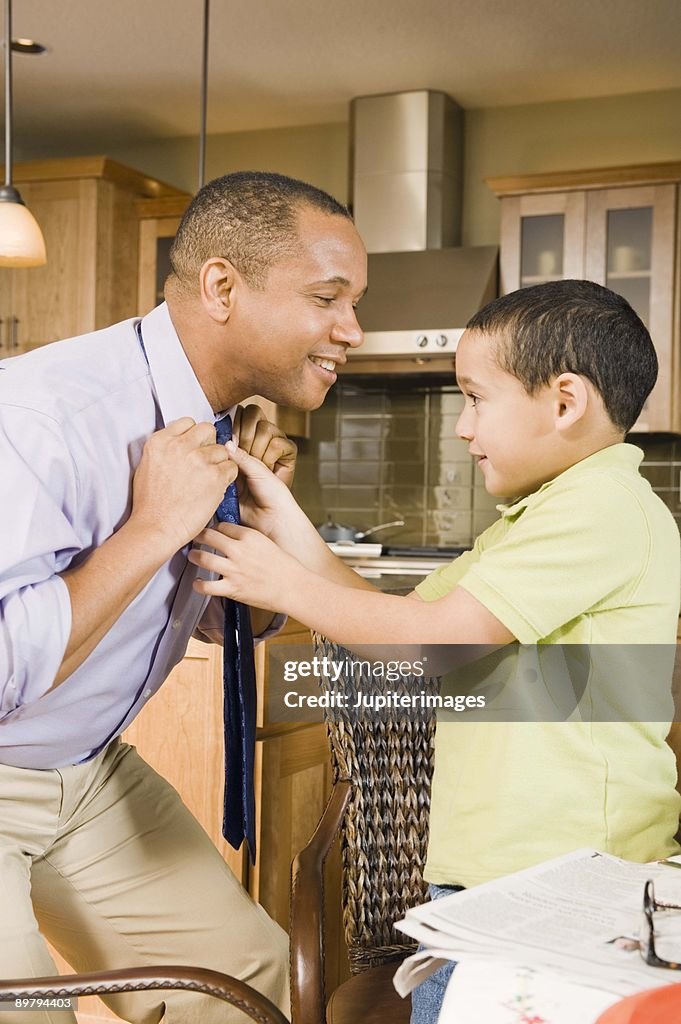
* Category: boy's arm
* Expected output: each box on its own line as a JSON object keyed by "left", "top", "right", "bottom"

{"left": 189, "top": 524, "right": 514, "bottom": 656}
{"left": 228, "top": 440, "right": 379, "bottom": 592}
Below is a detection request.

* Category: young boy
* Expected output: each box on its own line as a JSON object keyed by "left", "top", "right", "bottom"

{"left": 190, "top": 279, "right": 681, "bottom": 1021}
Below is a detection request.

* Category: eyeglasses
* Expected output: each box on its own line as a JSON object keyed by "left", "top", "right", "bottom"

{"left": 640, "top": 879, "right": 681, "bottom": 969}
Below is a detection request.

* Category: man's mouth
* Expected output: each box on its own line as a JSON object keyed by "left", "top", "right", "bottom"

{"left": 308, "top": 355, "right": 340, "bottom": 379}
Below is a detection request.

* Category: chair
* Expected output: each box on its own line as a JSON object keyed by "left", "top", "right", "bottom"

{"left": 290, "top": 635, "right": 437, "bottom": 1024}
{"left": 1, "top": 638, "right": 437, "bottom": 1024}
{"left": 0, "top": 966, "right": 288, "bottom": 1023}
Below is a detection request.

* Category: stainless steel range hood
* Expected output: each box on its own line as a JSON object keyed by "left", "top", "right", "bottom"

{"left": 345, "top": 90, "right": 498, "bottom": 373}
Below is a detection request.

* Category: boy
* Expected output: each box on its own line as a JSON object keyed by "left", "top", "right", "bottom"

{"left": 190, "top": 280, "right": 681, "bottom": 1021}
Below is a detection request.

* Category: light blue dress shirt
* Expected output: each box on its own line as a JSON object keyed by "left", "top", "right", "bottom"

{"left": 0, "top": 302, "right": 276, "bottom": 769}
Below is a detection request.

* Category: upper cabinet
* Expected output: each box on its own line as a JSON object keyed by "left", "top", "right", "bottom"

{"left": 0, "top": 157, "right": 184, "bottom": 356}
{"left": 487, "top": 163, "right": 681, "bottom": 433}
{"left": 136, "top": 195, "right": 190, "bottom": 317}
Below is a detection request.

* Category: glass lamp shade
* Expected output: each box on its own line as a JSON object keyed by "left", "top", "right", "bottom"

{"left": 0, "top": 190, "right": 46, "bottom": 266}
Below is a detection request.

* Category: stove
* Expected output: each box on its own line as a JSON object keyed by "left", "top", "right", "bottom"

{"left": 331, "top": 543, "right": 467, "bottom": 589}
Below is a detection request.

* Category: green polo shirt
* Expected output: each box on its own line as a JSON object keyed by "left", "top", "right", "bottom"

{"left": 416, "top": 443, "right": 681, "bottom": 887}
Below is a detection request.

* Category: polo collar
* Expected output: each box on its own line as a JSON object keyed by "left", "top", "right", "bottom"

{"left": 496, "top": 442, "right": 644, "bottom": 520}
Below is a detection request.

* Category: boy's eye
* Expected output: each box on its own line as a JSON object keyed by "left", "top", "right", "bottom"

{"left": 470, "top": 394, "right": 480, "bottom": 406}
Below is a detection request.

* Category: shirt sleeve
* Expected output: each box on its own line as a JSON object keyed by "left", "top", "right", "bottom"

{"left": 0, "top": 406, "right": 82, "bottom": 716}
{"left": 456, "top": 477, "right": 651, "bottom": 643}
{"left": 192, "top": 597, "right": 287, "bottom": 645}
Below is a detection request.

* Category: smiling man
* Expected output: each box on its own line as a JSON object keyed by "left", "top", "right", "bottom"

{"left": 0, "top": 171, "right": 367, "bottom": 1024}
{"left": 166, "top": 172, "right": 367, "bottom": 412}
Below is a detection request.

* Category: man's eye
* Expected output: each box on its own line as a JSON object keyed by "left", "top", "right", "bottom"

{"left": 314, "top": 295, "right": 334, "bottom": 305}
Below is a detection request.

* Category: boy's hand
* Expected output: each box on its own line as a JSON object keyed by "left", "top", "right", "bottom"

{"left": 233, "top": 404, "right": 297, "bottom": 489}
{"left": 189, "top": 523, "right": 298, "bottom": 612}
{"left": 225, "top": 442, "right": 300, "bottom": 540}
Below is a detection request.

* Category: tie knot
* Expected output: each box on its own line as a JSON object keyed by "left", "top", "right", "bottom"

{"left": 215, "top": 414, "right": 233, "bottom": 446}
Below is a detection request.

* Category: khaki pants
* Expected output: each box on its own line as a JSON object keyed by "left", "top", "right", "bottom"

{"left": 0, "top": 741, "right": 289, "bottom": 1024}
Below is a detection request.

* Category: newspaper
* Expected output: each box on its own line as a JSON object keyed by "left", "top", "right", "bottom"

{"left": 394, "top": 848, "right": 681, "bottom": 1004}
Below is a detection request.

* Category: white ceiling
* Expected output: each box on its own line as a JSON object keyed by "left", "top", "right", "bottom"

{"left": 7, "top": 0, "right": 681, "bottom": 151}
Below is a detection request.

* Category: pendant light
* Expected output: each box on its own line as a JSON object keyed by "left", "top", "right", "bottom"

{"left": 197, "top": 0, "right": 209, "bottom": 190}
{"left": 0, "top": 0, "right": 46, "bottom": 266}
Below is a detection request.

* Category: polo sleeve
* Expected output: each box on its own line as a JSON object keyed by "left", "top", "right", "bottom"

{"left": 456, "top": 478, "right": 651, "bottom": 644}
{"left": 415, "top": 517, "right": 507, "bottom": 602}
{"left": 0, "top": 406, "right": 81, "bottom": 715}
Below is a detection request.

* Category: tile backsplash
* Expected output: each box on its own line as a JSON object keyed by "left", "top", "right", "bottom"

{"left": 292, "top": 377, "right": 497, "bottom": 548}
{"left": 637, "top": 436, "right": 681, "bottom": 532}
{"left": 292, "top": 378, "right": 681, "bottom": 549}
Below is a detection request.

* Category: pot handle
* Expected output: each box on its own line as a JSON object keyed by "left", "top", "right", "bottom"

{"left": 357, "top": 519, "right": 405, "bottom": 540}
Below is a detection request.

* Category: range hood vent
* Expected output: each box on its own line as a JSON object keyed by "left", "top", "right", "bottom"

{"left": 350, "top": 90, "right": 464, "bottom": 253}
{"left": 346, "top": 90, "right": 498, "bottom": 371}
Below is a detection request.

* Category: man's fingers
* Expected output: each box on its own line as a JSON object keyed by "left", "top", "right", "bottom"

{"left": 164, "top": 416, "right": 197, "bottom": 436}
{"left": 260, "top": 434, "right": 297, "bottom": 472}
{"left": 236, "top": 403, "right": 268, "bottom": 452}
{"left": 248, "top": 420, "right": 287, "bottom": 462}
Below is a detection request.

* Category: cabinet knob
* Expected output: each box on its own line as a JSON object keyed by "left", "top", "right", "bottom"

{"left": 9, "top": 316, "right": 19, "bottom": 349}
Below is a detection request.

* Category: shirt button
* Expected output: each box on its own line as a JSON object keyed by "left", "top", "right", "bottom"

{"left": 144, "top": 689, "right": 152, "bottom": 699}
{"left": 172, "top": 618, "right": 182, "bottom": 629}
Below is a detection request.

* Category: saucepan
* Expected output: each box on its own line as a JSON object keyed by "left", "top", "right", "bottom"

{"left": 316, "top": 517, "right": 405, "bottom": 543}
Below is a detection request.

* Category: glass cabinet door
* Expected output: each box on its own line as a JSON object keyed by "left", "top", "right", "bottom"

{"left": 585, "top": 184, "right": 676, "bottom": 431}
{"left": 605, "top": 206, "right": 653, "bottom": 324}
{"left": 499, "top": 191, "right": 586, "bottom": 294}
{"left": 137, "top": 215, "right": 183, "bottom": 316}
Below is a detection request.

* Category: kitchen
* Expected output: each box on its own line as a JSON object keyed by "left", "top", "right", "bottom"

{"left": 2, "top": 1, "right": 681, "bottom": 1021}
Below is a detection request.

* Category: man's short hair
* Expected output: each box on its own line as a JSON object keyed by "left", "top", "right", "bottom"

{"left": 168, "top": 170, "right": 351, "bottom": 290}
{"left": 466, "top": 279, "right": 658, "bottom": 432}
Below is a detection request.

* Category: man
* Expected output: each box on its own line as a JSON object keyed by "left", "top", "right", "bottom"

{"left": 0, "top": 171, "right": 367, "bottom": 1024}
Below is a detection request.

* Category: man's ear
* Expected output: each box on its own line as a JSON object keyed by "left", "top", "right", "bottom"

{"left": 551, "top": 372, "right": 589, "bottom": 431}
{"left": 198, "top": 258, "right": 239, "bottom": 324}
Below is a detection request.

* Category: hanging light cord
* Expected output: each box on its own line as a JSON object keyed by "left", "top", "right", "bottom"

{"left": 198, "top": 0, "right": 209, "bottom": 190}
{"left": 4, "top": 0, "right": 13, "bottom": 188}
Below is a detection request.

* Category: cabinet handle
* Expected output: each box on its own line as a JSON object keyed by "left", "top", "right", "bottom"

{"left": 9, "top": 316, "right": 19, "bottom": 350}
{"left": 0, "top": 318, "right": 4, "bottom": 351}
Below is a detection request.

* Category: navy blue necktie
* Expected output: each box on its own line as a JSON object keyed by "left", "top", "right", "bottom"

{"left": 214, "top": 414, "right": 257, "bottom": 862}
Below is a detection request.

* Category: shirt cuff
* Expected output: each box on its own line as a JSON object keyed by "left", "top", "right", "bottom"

{"left": 254, "top": 612, "right": 288, "bottom": 643}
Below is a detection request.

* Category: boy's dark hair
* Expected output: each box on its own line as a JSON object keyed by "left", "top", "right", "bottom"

{"left": 168, "top": 170, "right": 351, "bottom": 290}
{"left": 465, "top": 279, "right": 657, "bottom": 432}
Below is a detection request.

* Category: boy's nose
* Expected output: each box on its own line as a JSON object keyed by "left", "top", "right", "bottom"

{"left": 455, "top": 408, "right": 473, "bottom": 441}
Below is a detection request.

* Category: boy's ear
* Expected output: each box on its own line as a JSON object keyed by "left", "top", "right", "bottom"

{"left": 551, "top": 372, "right": 589, "bottom": 430}
{"left": 198, "top": 257, "right": 240, "bottom": 324}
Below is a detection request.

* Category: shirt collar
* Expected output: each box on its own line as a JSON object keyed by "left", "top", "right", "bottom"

{"left": 496, "top": 442, "right": 644, "bottom": 520}
{"left": 138, "top": 301, "right": 214, "bottom": 427}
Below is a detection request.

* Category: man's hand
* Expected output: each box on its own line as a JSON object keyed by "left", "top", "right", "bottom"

{"left": 233, "top": 404, "right": 297, "bottom": 489}
{"left": 189, "top": 523, "right": 299, "bottom": 613}
{"left": 130, "top": 417, "right": 238, "bottom": 555}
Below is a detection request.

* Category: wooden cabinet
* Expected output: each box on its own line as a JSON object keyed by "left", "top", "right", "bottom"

{"left": 136, "top": 195, "right": 310, "bottom": 438}
{"left": 125, "top": 620, "right": 345, "bottom": 981}
{"left": 0, "top": 157, "right": 183, "bottom": 356}
{"left": 487, "top": 162, "right": 681, "bottom": 432}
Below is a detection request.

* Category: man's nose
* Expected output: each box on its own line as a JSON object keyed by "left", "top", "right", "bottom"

{"left": 331, "top": 308, "right": 364, "bottom": 349}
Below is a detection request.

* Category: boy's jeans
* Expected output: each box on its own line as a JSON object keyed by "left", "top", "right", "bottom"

{"left": 409, "top": 884, "right": 464, "bottom": 1024}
